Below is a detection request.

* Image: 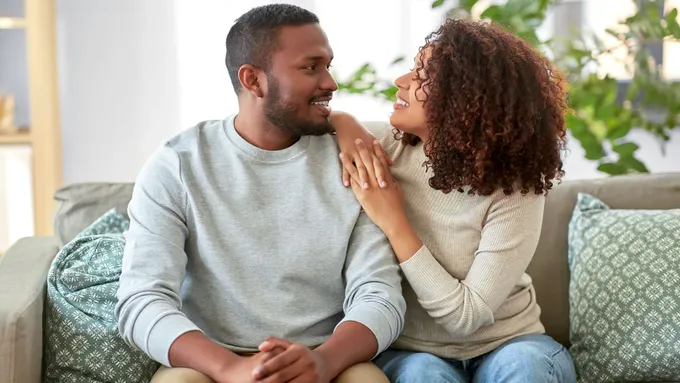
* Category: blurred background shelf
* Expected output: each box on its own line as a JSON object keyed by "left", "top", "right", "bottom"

{"left": 0, "top": 130, "right": 31, "bottom": 145}
{"left": 1, "top": 0, "right": 62, "bottom": 252}
{"left": 0, "top": 17, "right": 26, "bottom": 29}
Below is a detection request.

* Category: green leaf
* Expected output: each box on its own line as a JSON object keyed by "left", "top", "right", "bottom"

{"left": 480, "top": 5, "right": 503, "bottom": 21}
{"left": 538, "top": 0, "right": 551, "bottom": 12}
{"left": 391, "top": 56, "right": 405, "bottom": 65}
{"left": 625, "top": 80, "right": 639, "bottom": 101}
{"left": 606, "top": 123, "right": 632, "bottom": 140}
{"left": 566, "top": 114, "right": 605, "bottom": 160}
{"left": 379, "top": 86, "right": 398, "bottom": 101}
{"left": 457, "top": 0, "right": 479, "bottom": 12}
{"left": 597, "top": 162, "right": 629, "bottom": 175}
{"left": 431, "top": 0, "right": 445, "bottom": 8}
{"left": 604, "top": 28, "right": 622, "bottom": 39}
{"left": 666, "top": 8, "right": 680, "bottom": 39}
{"left": 620, "top": 156, "right": 649, "bottom": 173}
{"left": 612, "top": 142, "right": 639, "bottom": 157}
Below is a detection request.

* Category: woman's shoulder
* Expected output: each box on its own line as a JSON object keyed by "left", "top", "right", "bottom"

{"left": 361, "top": 121, "right": 393, "bottom": 140}
{"left": 485, "top": 187, "right": 547, "bottom": 220}
{"left": 361, "top": 122, "right": 403, "bottom": 157}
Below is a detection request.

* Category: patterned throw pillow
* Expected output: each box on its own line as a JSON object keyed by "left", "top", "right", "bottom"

{"left": 568, "top": 193, "right": 680, "bottom": 383}
{"left": 43, "top": 209, "right": 160, "bottom": 383}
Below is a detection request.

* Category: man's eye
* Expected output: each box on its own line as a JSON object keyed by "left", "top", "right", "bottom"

{"left": 304, "top": 65, "right": 316, "bottom": 70}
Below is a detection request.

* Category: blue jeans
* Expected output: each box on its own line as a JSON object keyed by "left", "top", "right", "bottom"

{"left": 374, "top": 334, "right": 576, "bottom": 383}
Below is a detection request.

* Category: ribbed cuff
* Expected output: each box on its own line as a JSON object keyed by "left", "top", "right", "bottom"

{"left": 399, "top": 245, "right": 460, "bottom": 301}
{"left": 338, "top": 305, "right": 393, "bottom": 356}
{"left": 144, "top": 312, "right": 203, "bottom": 366}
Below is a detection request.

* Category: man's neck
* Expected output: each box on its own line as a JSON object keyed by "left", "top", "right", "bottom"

{"left": 234, "top": 110, "right": 300, "bottom": 151}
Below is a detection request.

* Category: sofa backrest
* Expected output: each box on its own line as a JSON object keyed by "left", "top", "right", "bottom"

{"left": 52, "top": 172, "right": 680, "bottom": 347}
{"left": 54, "top": 182, "right": 134, "bottom": 246}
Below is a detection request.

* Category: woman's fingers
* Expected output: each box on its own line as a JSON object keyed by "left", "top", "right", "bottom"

{"left": 373, "top": 140, "right": 393, "bottom": 187}
{"left": 339, "top": 153, "right": 361, "bottom": 187}
{"left": 342, "top": 166, "right": 351, "bottom": 187}
{"left": 341, "top": 139, "right": 393, "bottom": 190}
{"left": 356, "top": 139, "right": 379, "bottom": 188}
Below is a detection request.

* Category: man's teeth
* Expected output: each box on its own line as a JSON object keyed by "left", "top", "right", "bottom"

{"left": 397, "top": 98, "right": 410, "bottom": 107}
{"left": 311, "top": 101, "right": 330, "bottom": 106}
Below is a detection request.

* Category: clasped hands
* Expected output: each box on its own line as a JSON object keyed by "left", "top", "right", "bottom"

{"left": 218, "top": 337, "right": 330, "bottom": 383}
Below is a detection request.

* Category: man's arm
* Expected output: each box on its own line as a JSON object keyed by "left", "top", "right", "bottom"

{"left": 114, "top": 144, "right": 241, "bottom": 378}
{"left": 253, "top": 212, "right": 405, "bottom": 382}
{"left": 329, "top": 211, "right": 406, "bottom": 365}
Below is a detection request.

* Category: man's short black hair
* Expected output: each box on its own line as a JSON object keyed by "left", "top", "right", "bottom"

{"left": 225, "top": 4, "right": 320, "bottom": 94}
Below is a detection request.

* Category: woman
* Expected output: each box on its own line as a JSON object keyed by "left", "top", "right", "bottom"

{"left": 332, "top": 18, "right": 576, "bottom": 382}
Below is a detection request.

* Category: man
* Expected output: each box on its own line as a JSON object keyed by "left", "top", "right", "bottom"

{"left": 115, "top": 4, "right": 405, "bottom": 383}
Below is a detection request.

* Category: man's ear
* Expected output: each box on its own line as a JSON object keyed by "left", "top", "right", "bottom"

{"left": 238, "top": 64, "right": 265, "bottom": 98}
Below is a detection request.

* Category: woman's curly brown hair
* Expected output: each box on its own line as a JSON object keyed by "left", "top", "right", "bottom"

{"left": 398, "top": 18, "right": 568, "bottom": 196}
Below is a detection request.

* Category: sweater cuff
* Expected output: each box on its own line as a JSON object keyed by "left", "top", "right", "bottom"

{"left": 141, "top": 311, "right": 203, "bottom": 367}
{"left": 399, "top": 245, "right": 460, "bottom": 301}
{"left": 338, "top": 305, "right": 393, "bottom": 357}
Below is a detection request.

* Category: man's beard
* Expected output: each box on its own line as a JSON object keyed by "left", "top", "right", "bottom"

{"left": 263, "top": 75, "right": 332, "bottom": 136}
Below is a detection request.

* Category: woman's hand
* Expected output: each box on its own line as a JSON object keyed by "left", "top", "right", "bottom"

{"left": 339, "top": 139, "right": 405, "bottom": 233}
{"left": 331, "top": 111, "right": 392, "bottom": 188}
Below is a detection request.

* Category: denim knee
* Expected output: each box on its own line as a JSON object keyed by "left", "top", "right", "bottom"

{"left": 375, "top": 350, "right": 466, "bottom": 383}
{"left": 473, "top": 334, "right": 576, "bottom": 383}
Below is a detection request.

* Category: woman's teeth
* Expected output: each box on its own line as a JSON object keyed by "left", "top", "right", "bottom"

{"left": 311, "top": 101, "right": 329, "bottom": 106}
{"left": 397, "top": 98, "right": 410, "bottom": 107}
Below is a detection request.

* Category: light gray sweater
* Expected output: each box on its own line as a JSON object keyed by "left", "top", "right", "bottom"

{"left": 115, "top": 115, "right": 406, "bottom": 367}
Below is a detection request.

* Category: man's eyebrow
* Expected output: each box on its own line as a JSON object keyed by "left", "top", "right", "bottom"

{"left": 300, "top": 55, "right": 333, "bottom": 62}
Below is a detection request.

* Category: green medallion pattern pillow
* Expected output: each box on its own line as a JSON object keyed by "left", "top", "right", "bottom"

{"left": 568, "top": 193, "right": 680, "bottom": 382}
{"left": 44, "top": 209, "right": 160, "bottom": 383}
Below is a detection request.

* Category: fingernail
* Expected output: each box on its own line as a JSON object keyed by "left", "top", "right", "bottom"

{"left": 380, "top": 181, "right": 387, "bottom": 188}
{"left": 253, "top": 366, "right": 263, "bottom": 377}
{"left": 339, "top": 153, "right": 344, "bottom": 159}
{"left": 355, "top": 139, "right": 363, "bottom": 145}
{"left": 343, "top": 181, "right": 349, "bottom": 187}
{"left": 363, "top": 183, "right": 369, "bottom": 189}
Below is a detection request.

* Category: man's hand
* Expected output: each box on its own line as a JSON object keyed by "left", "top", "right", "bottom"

{"left": 213, "top": 349, "right": 285, "bottom": 383}
{"left": 253, "top": 337, "right": 331, "bottom": 383}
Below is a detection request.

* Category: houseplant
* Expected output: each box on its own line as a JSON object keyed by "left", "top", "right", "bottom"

{"left": 336, "top": 0, "right": 680, "bottom": 175}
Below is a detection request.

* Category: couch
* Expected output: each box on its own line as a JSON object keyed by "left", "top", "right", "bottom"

{"left": 1, "top": 172, "right": 679, "bottom": 383}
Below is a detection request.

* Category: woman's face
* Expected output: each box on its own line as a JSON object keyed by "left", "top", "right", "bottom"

{"left": 389, "top": 48, "right": 431, "bottom": 141}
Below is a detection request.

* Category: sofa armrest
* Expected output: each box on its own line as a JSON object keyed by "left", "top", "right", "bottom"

{"left": 0, "top": 237, "right": 60, "bottom": 383}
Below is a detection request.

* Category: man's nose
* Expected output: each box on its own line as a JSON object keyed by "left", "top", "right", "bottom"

{"left": 321, "top": 70, "right": 338, "bottom": 92}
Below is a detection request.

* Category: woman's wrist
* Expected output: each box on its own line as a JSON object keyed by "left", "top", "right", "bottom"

{"left": 383, "top": 215, "right": 423, "bottom": 263}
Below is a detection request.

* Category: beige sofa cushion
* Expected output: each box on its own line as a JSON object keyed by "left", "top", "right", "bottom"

{"left": 53, "top": 183, "right": 134, "bottom": 246}
{"left": 529, "top": 173, "right": 680, "bottom": 346}
{"left": 0, "top": 237, "right": 60, "bottom": 383}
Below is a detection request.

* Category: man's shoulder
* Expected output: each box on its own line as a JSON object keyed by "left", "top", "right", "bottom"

{"left": 165, "top": 118, "right": 227, "bottom": 153}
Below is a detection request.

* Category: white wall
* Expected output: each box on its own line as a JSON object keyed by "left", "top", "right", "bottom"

{"left": 172, "top": 0, "right": 444, "bottom": 127}
{"left": 0, "top": 147, "right": 33, "bottom": 252}
{"left": 56, "top": 0, "right": 182, "bottom": 185}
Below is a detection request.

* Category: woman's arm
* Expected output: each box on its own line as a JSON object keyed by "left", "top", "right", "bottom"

{"left": 342, "top": 144, "right": 546, "bottom": 337}
{"left": 393, "top": 193, "right": 546, "bottom": 337}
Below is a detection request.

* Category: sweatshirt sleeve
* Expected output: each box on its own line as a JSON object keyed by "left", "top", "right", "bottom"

{"left": 115, "top": 143, "right": 201, "bottom": 367}
{"left": 339, "top": 211, "right": 406, "bottom": 356}
{"left": 398, "top": 191, "right": 545, "bottom": 337}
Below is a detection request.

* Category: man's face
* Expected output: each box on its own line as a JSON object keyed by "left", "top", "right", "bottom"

{"left": 262, "top": 24, "right": 337, "bottom": 136}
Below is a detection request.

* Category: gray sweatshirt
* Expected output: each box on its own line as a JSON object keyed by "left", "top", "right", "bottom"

{"left": 115, "top": 115, "right": 406, "bottom": 367}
